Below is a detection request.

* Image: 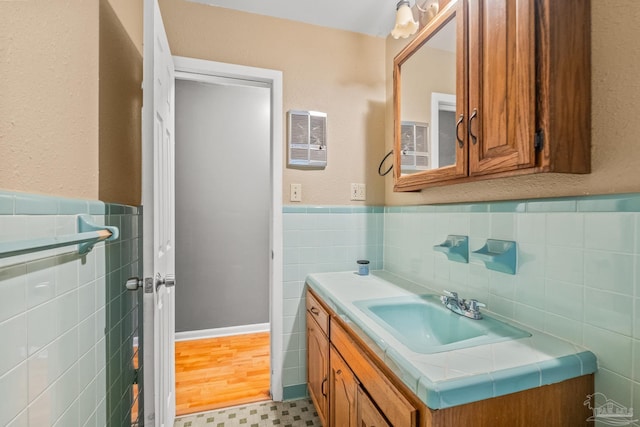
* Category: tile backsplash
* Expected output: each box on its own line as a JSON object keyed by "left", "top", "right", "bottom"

{"left": 0, "top": 191, "right": 142, "bottom": 427}
{"left": 384, "top": 195, "right": 640, "bottom": 421}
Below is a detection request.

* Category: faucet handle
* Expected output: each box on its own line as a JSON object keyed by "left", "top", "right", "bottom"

{"left": 443, "top": 290, "right": 458, "bottom": 300}
{"left": 468, "top": 299, "right": 486, "bottom": 311}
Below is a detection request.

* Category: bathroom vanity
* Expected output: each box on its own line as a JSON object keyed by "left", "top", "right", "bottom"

{"left": 306, "top": 272, "right": 595, "bottom": 426}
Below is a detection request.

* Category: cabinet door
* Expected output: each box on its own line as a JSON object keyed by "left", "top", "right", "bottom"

{"left": 468, "top": 0, "right": 536, "bottom": 176}
{"left": 357, "top": 386, "right": 391, "bottom": 427}
{"left": 392, "top": 0, "right": 468, "bottom": 191}
{"left": 330, "top": 347, "right": 358, "bottom": 427}
{"left": 306, "top": 312, "right": 329, "bottom": 426}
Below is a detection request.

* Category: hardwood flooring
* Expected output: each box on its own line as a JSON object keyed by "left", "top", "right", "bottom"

{"left": 175, "top": 332, "right": 271, "bottom": 416}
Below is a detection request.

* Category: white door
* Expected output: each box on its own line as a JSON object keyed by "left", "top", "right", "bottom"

{"left": 142, "top": 0, "right": 176, "bottom": 426}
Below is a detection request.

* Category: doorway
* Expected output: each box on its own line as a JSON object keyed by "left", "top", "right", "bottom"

{"left": 172, "top": 56, "right": 283, "bottom": 414}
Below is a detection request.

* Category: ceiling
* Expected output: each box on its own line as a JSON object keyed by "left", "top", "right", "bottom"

{"left": 186, "top": 0, "right": 399, "bottom": 38}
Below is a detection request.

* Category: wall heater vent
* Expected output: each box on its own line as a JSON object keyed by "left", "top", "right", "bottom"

{"left": 288, "top": 110, "right": 327, "bottom": 168}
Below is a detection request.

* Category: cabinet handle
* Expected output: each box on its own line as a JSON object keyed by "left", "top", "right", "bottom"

{"left": 336, "top": 369, "right": 342, "bottom": 375}
{"left": 469, "top": 109, "right": 478, "bottom": 145}
{"left": 455, "top": 114, "right": 465, "bottom": 148}
{"left": 310, "top": 307, "right": 320, "bottom": 315}
{"left": 321, "top": 378, "right": 327, "bottom": 397}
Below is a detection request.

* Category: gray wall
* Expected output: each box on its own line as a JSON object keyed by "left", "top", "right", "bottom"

{"left": 175, "top": 78, "right": 271, "bottom": 333}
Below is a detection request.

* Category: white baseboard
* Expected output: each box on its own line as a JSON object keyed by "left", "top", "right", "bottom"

{"left": 175, "top": 323, "right": 270, "bottom": 342}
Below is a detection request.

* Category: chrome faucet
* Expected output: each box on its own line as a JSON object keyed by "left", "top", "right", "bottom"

{"left": 440, "top": 290, "right": 486, "bottom": 320}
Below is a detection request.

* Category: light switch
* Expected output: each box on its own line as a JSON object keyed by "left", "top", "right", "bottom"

{"left": 290, "top": 183, "right": 302, "bottom": 202}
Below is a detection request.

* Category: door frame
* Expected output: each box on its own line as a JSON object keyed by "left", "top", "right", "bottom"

{"left": 172, "top": 56, "right": 284, "bottom": 401}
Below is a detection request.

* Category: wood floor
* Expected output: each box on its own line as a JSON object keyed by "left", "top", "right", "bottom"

{"left": 175, "top": 332, "right": 271, "bottom": 416}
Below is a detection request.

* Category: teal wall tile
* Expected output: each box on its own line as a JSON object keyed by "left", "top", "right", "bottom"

{"left": 0, "top": 194, "right": 14, "bottom": 215}
{"left": 544, "top": 312, "right": 583, "bottom": 344}
{"left": 490, "top": 213, "right": 516, "bottom": 240}
{"left": 633, "top": 340, "right": 640, "bottom": 383}
{"left": 585, "top": 213, "right": 635, "bottom": 253}
{"left": 14, "top": 194, "right": 58, "bottom": 215}
{"left": 584, "top": 325, "right": 632, "bottom": 378}
{"left": 594, "top": 368, "right": 634, "bottom": 409}
{"left": 330, "top": 206, "right": 352, "bottom": 213}
{"left": 106, "top": 204, "right": 126, "bottom": 215}
{"left": 306, "top": 206, "right": 332, "bottom": 213}
{"left": 546, "top": 213, "right": 584, "bottom": 247}
{"left": 489, "top": 201, "right": 526, "bottom": 213}
{"left": 88, "top": 201, "right": 106, "bottom": 215}
{"left": 635, "top": 298, "right": 640, "bottom": 340}
{"left": 526, "top": 198, "right": 577, "bottom": 212}
{"left": 584, "top": 251, "right": 634, "bottom": 296}
{"left": 545, "top": 246, "right": 584, "bottom": 284}
{"left": 544, "top": 279, "right": 583, "bottom": 321}
{"left": 386, "top": 206, "right": 403, "bottom": 213}
{"left": 283, "top": 206, "right": 307, "bottom": 213}
{"left": 58, "top": 199, "right": 89, "bottom": 215}
{"left": 282, "top": 384, "right": 308, "bottom": 401}
{"left": 516, "top": 244, "right": 545, "bottom": 278}
{"left": 516, "top": 214, "right": 546, "bottom": 244}
{"left": 584, "top": 288, "right": 633, "bottom": 336}
{"left": 577, "top": 193, "right": 640, "bottom": 212}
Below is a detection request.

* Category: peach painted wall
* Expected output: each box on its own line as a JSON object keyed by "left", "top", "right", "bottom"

{"left": 157, "top": 0, "right": 387, "bottom": 206}
{"left": 2, "top": 1, "right": 639, "bottom": 206}
{"left": 0, "top": 1, "right": 100, "bottom": 199}
{"left": 99, "top": 0, "right": 143, "bottom": 206}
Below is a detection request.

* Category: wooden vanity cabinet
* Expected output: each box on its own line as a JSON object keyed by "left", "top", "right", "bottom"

{"left": 306, "top": 292, "right": 330, "bottom": 426}
{"left": 306, "top": 287, "right": 594, "bottom": 427}
{"left": 329, "top": 347, "right": 358, "bottom": 427}
{"left": 307, "top": 288, "right": 418, "bottom": 427}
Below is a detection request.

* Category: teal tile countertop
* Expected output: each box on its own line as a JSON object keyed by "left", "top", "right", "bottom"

{"left": 306, "top": 271, "right": 597, "bottom": 410}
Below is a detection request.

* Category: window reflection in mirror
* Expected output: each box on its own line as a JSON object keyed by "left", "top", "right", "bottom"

{"left": 399, "top": 16, "right": 457, "bottom": 176}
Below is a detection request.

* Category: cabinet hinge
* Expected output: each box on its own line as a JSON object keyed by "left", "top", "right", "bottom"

{"left": 133, "top": 368, "right": 139, "bottom": 385}
{"left": 534, "top": 130, "right": 544, "bottom": 152}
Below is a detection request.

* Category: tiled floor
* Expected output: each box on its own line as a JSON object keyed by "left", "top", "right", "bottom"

{"left": 173, "top": 399, "right": 322, "bottom": 427}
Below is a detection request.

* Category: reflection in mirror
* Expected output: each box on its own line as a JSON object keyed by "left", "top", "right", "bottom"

{"left": 399, "top": 16, "right": 457, "bottom": 175}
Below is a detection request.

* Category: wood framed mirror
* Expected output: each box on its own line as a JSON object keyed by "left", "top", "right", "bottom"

{"left": 393, "top": 0, "right": 467, "bottom": 191}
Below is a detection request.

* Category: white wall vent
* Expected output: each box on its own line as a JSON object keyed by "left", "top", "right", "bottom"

{"left": 288, "top": 110, "right": 327, "bottom": 168}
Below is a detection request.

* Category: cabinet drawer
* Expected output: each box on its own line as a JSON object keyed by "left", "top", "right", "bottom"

{"left": 331, "top": 321, "right": 417, "bottom": 427}
{"left": 306, "top": 289, "right": 329, "bottom": 336}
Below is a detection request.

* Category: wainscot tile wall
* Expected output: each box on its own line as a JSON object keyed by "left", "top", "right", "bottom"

{"left": 0, "top": 191, "right": 143, "bottom": 427}
{"left": 384, "top": 194, "right": 640, "bottom": 425}
{"left": 286, "top": 194, "right": 639, "bottom": 425}
{"left": 281, "top": 206, "right": 384, "bottom": 397}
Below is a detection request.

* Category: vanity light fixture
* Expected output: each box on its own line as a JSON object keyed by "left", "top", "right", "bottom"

{"left": 391, "top": 0, "right": 418, "bottom": 39}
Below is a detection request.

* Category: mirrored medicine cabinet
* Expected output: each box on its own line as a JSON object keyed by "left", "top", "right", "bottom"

{"left": 393, "top": 1, "right": 466, "bottom": 190}
{"left": 392, "top": 0, "right": 591, "bottom": 192}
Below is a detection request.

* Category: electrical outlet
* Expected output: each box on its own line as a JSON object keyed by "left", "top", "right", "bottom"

{"left": 350, "top": 183, "right": 366, "bottom": 201}
{"left": 290, "top": 183, "right": 302, "bottom": 202}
